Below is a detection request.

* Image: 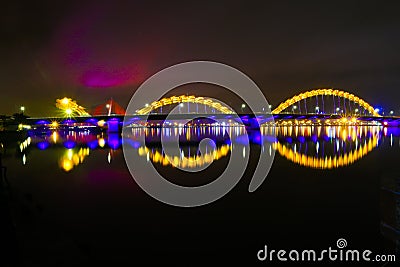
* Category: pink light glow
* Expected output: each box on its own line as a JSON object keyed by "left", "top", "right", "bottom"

{"left": 79, "top": 65, "right": 140, "bottom": 88}
{"left": 44, "top": 3, "right": 162, "bottom": 90}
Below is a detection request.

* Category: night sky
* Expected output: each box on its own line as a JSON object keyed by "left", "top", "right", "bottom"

{"left": 1, "top": 1, "right": 400, "bottom": 116}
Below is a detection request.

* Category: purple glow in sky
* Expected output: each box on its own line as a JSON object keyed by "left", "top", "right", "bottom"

{"left": 46, "top": 3, "right": 157, "bottom": 89}
{"left": 79, "top": 65, "right": 140, "bottom": 88}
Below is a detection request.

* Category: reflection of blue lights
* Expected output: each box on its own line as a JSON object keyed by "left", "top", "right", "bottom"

{"left": 386, "top": 127, "right": 400, "bottom": 136}
{"left": 298, "top": 136, "right": 306, "bottom": 143}
{"left": 263, "top": 135, "right": 277, "bottom": 143}
{"left": 125, "top": 139, "right": 141, "bottom": 149}
{"left": 37, "top": 141, "right": 50, "bottom": 150}
{"left": 201, "top": 138, "right": 217, "bottom": 147}
{"left": 235, "top": 135, "right": 250, "bottom": 145}
{"left": 311, "top": 135, "right": 318, "bottom": 143}
{"left": 108, "top": 133, "right": 121, "bottom": 150}
{"left": 285, "top": 137, "right": 293, "bottom": 144}
{"left": 108, "top": 119, "right": 120, "bottom": 132}
{"left": 88, "top": 140, "right": 98, "bottom": 150}
{"left": 249, "top": 131, "right": 262, "bottom": 145}
{"left": 63, "top": 141, "right": 76, "bottom": 149}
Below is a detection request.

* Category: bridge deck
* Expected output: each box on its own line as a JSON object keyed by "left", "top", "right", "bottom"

{"left": 26, "top": 113, "right": 400, "bottom": 124}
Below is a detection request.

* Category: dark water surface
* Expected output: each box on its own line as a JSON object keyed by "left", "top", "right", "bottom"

{"left": 1, "top": 126, "right": 399, "bottom": 265}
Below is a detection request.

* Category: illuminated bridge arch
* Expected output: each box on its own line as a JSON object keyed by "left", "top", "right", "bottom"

{"left": 135, "top": 95, "right": 235, "bottom": 115}
{"left": 272, "top": 89, "right": 380, "bottom": 117}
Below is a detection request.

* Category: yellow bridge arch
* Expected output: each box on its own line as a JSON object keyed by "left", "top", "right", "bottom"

{"left": 272, "top": 89, "right": 380, "bottom": 117}
{"left": 136, "top": 95, "right": 235, "bottom": 115}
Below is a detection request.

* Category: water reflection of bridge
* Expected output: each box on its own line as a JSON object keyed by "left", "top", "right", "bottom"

{"left": 9, "top": 89, "right": 400, "bottom": 171}
{"left": 10, "top": 125, "right": 400, "bottom": 172}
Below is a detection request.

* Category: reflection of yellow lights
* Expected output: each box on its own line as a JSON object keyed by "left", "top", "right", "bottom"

{"left": 72, "top": 154, "right": 79, "bottom": 165}
{"left": 60, "top": 148, "right": 90, "bottom": 172}
{"left": 52, "top": 131, "right": 58, "bottom": 143}
{"left": 351, "top": 131, "right": 357, "bottom": 142}
{"left": 138, "top": 144, "right": 231, "bottom": 168}
{"left": 341, "top": 129, "right": 347, "bottom": 141}
{"left": 98, "top": 138, "right": 106, "bottom": 148}
{"left": 19, "top": 137, "right": 31, "bottom": 152}
{"left": 62, "top": 159, "right": 74, "bottom": 172}
{"left": 263, "top": 117, "right": 375, "bottom": 127}
{"left": 67, "top": 149, "right": 73, "bottom": 160}
{"left": 273, "top": 134, "right": 379, "bottom": 169}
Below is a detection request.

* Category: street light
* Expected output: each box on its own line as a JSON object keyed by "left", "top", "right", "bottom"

{"left": 20, "top": 106, "right": 25, "bottom": 113}
{"left": 390, "top": 110, "right": 394, "bottom": 115}
{"left": 178, "top": 103, "right": 184, "bottom": 113}
{"left": 241, "top": 104, "right": 246, "bottom": 113}
{"left": 315, "top": 106, "right": 320, "bottom": 114}
{"left": 292, "top": 105, "right": 297, "bottom": 114}
{"left": 65, "top": 108, "right": 72, "bottom": 116}
{"left": 336, "top": 107, "right": 340, "bottom": 114}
